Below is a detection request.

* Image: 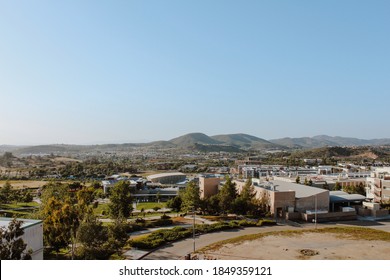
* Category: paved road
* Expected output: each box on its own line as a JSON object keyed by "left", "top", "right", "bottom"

{"left": 143, "top": 219, "right": 390, "bottom": 260}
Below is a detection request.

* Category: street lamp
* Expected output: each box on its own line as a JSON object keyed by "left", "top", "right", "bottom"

{"left": 314, "top": 194, "right": 317, "bottom": 229}
{"left": 192, "top": 206, "right": 196, "bottom": 253}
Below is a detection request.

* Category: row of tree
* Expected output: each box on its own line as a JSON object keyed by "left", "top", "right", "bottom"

{"left": 168, "top": 177, "right": 269, "bottom": 216}
{"left": 0, "top": 182, "right": 33, "bottom": 204}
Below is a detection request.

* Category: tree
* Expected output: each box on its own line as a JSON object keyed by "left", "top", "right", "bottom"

{"left": 0, "top": 218, "right": 32, "bottom": 260}
{"left": 156, "top": 191, "right": 161, "bottom": 203}
{"left": 42, "top": 197, "right": 79, "bottom": 254}
{"left": 218, "top": 176, "right": 237, "bottom": 214}
{"left": 180, "top": 181, "right": 200, "bottom": 212}
{"left": 20, "top": 188, "right": 33, "bottom": 203}
{"left": 240, "top": 178, "right": 255, "bottom": 202}
{"left": 202, "top": 195, "right": 220, "bottom": 215}
{"left": 39, "top": 181, "right": 70, "bottom": 208}
{"left": 256, "top": 191, "right": 270, "bottom": 215}
{"left": 107, "top": 218, "right": 129, "bottom": 255}
{"left": 233, "top": 178, "right": 256, "bottom": 215}
{"left": 166, "top": 196, "right": 182, "bottom": 212}
{"left": 354, "top": 182, "right": 366, "bottom": 196}
{"left": 108, "top": 181, "right": 133, "bottom": 219}
{"left": 0, "top": 181, "right": 13, "bottom": 204}
{"left": 76, "top": 186, "right": 95, "bottom": 209}
{"left": 76, "top": 210, "right": 109, "bottom": 259}
{"left": 334, "top": 182, "right": 342, "bottom": 191}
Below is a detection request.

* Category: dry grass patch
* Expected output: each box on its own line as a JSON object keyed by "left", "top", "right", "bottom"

{"left": 198, "top": 226, "right": 390, "bottom": 253}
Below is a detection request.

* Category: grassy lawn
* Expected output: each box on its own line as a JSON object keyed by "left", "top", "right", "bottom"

{"left": 135, "top": 202, "right": 167, "bottom": 211}
{"left": 0, "top": 201, "right": 40, "bottom": 218}
{"left": 0, "top": 201, "right": 40, "bottom": 209}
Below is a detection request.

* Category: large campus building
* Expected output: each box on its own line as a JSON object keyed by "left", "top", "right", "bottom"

{"left": 366, "top": 167, "right": 390, "bottom": 203}
{"left": 234, "top": 178, "right": 366, "bottom": 222}
{"left": 146, "top": 172, "right": 186, "bottom": 184}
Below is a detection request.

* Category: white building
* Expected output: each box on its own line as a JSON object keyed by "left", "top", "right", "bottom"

{"left": 0, "top": 218, "right": 43, "bottom": 260}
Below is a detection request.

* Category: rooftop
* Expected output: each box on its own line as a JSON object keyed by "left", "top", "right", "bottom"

{"left": 147, "top": 172, "right": 186, "bottom": 180}
{"left": 329, "top": 191, "right": 366, "bottom": 203}
{"left": 0, "top": 218, "right": 42, "bottom": 229}
{"left": 257, "top": 179, "right": 328, "bottom": 198}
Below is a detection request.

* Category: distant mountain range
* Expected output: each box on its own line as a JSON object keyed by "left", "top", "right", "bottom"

{"left": 168, "top": 133, "right": 390, "bottom": 150}
{"left": 269, "top": 135, "right": 390, "bottom": 149}
{"left": 3, "top": 133, "right": 390, "bottom": 155}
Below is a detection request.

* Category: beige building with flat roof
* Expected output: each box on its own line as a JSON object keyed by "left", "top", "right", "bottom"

{"left": 199, "top": 175, "right": 221, "bottom": 199}
{"left": 235, "top": 178, "right": 329, "bottom": 219}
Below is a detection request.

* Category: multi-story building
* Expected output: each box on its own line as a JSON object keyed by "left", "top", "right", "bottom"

{"left": 367, "top": 167, "right": 390, "bottom": 203}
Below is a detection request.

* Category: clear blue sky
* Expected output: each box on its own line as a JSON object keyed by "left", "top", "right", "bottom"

{"left": 1, "top": 0, "right": 389, "bottom": 145}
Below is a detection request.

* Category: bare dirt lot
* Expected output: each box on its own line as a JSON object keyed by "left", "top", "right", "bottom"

{"left": 200, "top": 228, "right": 390, "bottom": 260}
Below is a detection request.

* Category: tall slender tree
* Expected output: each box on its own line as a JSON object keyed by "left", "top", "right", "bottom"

{"left": 108, "top": 181, "right": 133, "bottom": 219}
{"left": 180, "top": 181, "right": 201, "bottom": 212}
{"left": 218, "top": 176, "right": 237, "bottom": 214}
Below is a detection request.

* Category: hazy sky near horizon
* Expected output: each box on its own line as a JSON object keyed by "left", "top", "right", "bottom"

{"left": 1, "top": 0, "right": 389, "bottom": 145}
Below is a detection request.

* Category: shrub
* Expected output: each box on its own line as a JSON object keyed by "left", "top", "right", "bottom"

{"left": 128, "top": 222, "right": 144, "bottom": 233}
{"left": 129, "top": 227, "right": 192, "bottom": 249}
{"left": 257, "top": 219, "right": 277, "bottom": 226}
{"left": 153, "top": 218, "right": 173, "bottom": 227}
{"left": 237, "top": 220, "right": 258, "bottom": 227}
{"left": 160, "top": 214, "right": 171, "bottom": 220}
{"left": 135, "top": 218, "right": 145, "bottom": 223}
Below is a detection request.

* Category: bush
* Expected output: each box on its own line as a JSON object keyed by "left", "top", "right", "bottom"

{"left": 237, "top": 220, "right": 258, "bottom": 227}
{"left": 135, "top": 218, "right": 145, "bottom": 224}
{"left": 128, "top": 222, "right": 144, "bottom": 233}
{"left": 153, "top": 218, "right": 173, "bottom": 227}
{"left": 129, "top": 219, "right": 277, "bottom": 250}
{"left": 129, "top": 227, "right": 192, "bottom": 249}
{"left": 257, "top": 219, "right": 277, "bottom": 226}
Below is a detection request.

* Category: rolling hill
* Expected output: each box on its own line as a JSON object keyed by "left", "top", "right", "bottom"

{"left": 211, "top": 133, "right": 281, "bottom": 149}
{"left": 270, "top": 135, "right": 390, "bottom": 149}
{"left": 4, "top": 133, "right": 390, "bottom": 156}
{"left": 169, "top": 133, "right": 222, "bottom": 147}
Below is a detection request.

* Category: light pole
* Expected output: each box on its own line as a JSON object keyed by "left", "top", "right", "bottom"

{"left": 314, "top": 194, "right": 317, "bottom": 229}
{"left": 192, "top": 206, "right": 196, "bottom": 253}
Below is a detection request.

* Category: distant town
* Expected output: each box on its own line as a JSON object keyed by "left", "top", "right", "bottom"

{"left": 1, "top": 133, "right": 390, "bottom": 260}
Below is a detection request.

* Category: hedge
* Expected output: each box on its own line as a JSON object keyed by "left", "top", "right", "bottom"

{"left": 129, "top": 219, "right": 276, "bottom": 250}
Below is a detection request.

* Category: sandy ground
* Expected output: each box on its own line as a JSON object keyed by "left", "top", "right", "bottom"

{"left": 202, "top": 232, "right": 390, "bottom": 260}
{"left": 0, "top": 180, "right": 48, "bottom": 189}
